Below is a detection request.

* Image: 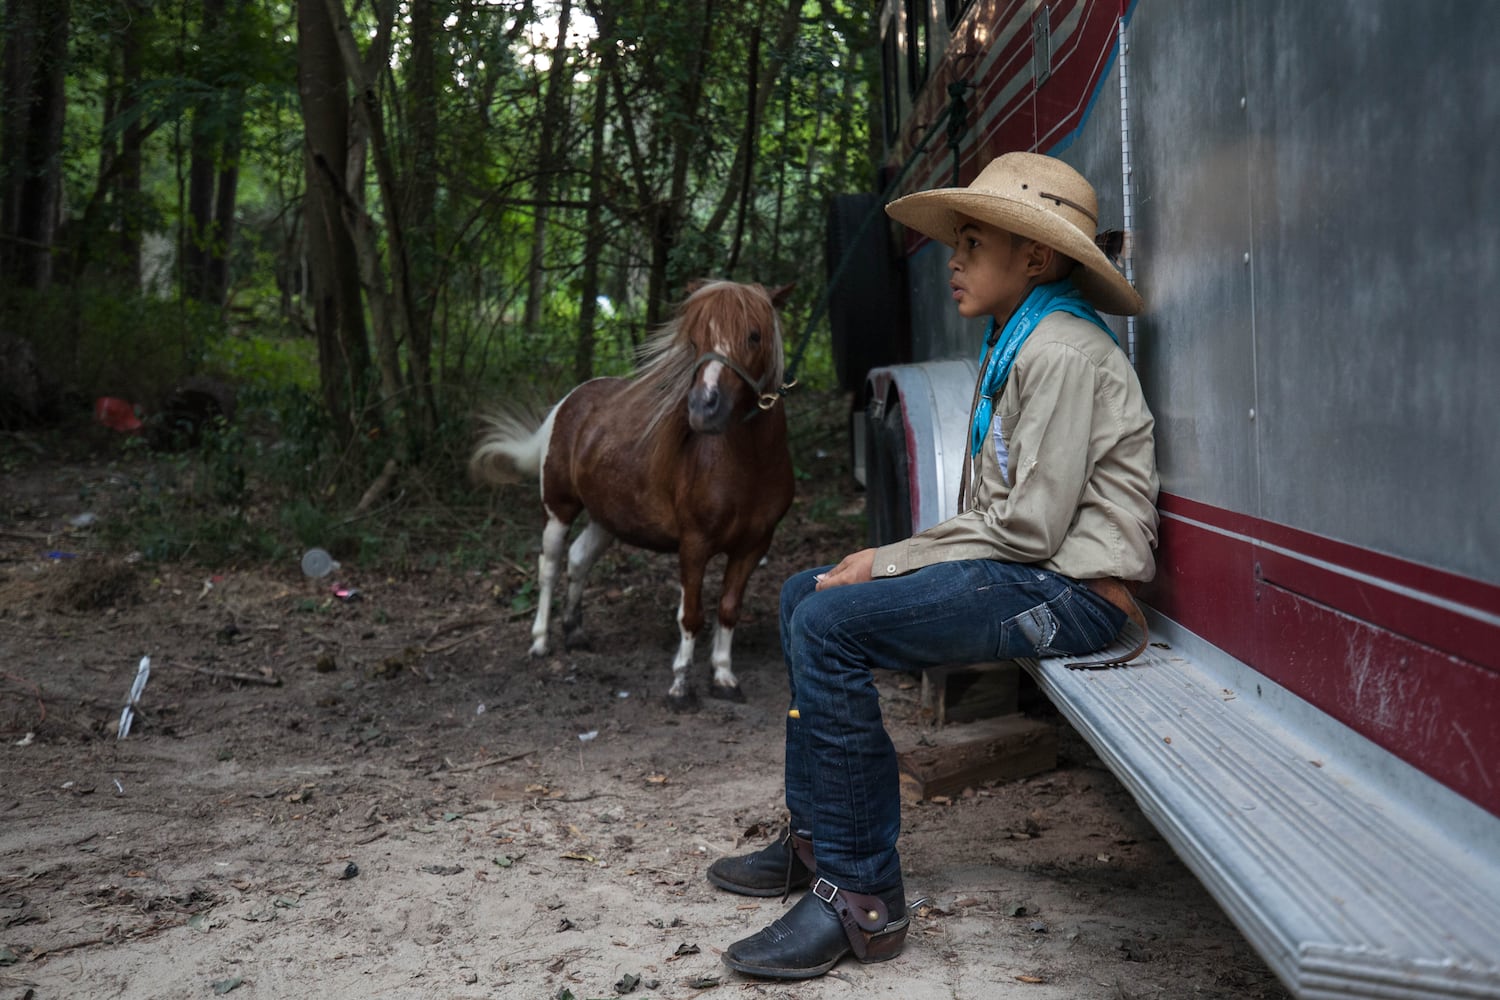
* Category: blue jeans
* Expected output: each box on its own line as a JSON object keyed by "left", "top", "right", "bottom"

{"left": 778, "top": 560, "right": 1126, "bottom": 893}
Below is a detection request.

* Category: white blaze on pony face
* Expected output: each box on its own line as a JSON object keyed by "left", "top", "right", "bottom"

{"left": 687, "top": 314, "right": 737, "bottom": 434}
{"left": 697, "top": 315, "right": 729, "bottom": 391}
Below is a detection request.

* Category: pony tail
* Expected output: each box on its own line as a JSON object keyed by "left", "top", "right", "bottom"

{"left": 469, "top": 407, "right": 550, "bottom": 485}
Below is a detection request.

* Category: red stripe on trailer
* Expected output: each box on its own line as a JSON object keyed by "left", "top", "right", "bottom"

{"left": 1033, "top": 0, "right": 1120, "bottom": 150}
{"left": 897, "top": 0, "right": 1126, "bottom": 253}
{"left": 1149, "top": 492, "right": 1500, "bottom": 817}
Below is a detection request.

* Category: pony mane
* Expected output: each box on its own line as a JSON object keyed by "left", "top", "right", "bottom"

{"left": 620, "top": 280, "right": 785, "bottom": 440}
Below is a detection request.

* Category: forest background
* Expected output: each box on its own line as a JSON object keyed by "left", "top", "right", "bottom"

{"left": 0, "top": 0, "right": 878, "bottom": 567}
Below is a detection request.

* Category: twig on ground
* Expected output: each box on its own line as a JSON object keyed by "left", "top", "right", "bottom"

{"left": 421, "top": 607, "right": 534, "bottom": 654}
{"left": 353, "top": 457, "right": 400, "bottom": 515}
{"left": 179, "top": 664, "right": 283, "bottom": 687}
{"left": 423, "top": 626, "right": 494, "bottom": 654}
{"left": 437, "top": 748, "right": 538, "bottom": 775}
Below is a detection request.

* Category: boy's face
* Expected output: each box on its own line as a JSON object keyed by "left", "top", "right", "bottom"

{"left": 947, "top": 215, "right": 1042, "bottom": 321}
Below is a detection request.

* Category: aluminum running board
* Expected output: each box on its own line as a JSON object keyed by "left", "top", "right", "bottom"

{"left": 1023, "top": 613, "right": 1500, "bottom": 1000}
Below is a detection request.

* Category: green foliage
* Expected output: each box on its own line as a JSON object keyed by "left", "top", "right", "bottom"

{"left": 204, "top": 333, "right": 318, "bottom": 394}
{"left": 7, "top": 0, "right": 876, "bottom": 571}
{"left": 102, "top": 437, "right": 281, "bottom": 565}
{"left": 3, "top": 284, "right": 223, "bottom": 404}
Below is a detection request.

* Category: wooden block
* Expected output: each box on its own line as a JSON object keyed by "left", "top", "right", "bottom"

{"left": 920, "top": 661, "right": 1020, "bottom": 725}
{"left": 897, "top": 713, "right": 1056, "bottom": 803}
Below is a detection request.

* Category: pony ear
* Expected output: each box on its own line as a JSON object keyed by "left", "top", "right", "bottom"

{"left": 683, "top": 278, "right": 711, "bottom": 296}
{"left": 767, "top": 282, "right": 796, "bottom": 307}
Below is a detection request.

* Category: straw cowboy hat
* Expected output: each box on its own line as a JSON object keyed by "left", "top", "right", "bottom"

{"left": 886, "top": 151, "right": 1143, "bottom": 316}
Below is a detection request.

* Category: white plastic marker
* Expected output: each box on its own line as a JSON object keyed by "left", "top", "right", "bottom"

{"left": 117, "top": 655, "right": 151, "bottom": 740}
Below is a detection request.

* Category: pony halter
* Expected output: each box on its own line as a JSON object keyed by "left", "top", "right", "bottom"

{"left": 694, "top": 351, "right": 794, "bottom": 412}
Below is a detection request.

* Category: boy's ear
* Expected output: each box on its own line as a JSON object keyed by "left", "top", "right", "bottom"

{"left": 1024, "top": 240, "right": 1057, "bottom": 276}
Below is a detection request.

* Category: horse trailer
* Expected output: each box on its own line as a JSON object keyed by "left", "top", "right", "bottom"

{"left": 827, "top": 2, "right": 1500, "bottom": 996}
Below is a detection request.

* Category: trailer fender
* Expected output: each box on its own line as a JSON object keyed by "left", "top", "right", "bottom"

{"left": 863, "top": 359, "right": 978, "bottom": 545}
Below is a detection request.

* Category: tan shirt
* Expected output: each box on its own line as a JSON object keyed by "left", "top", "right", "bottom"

{"left": 872, "top": 312, "right": 1159, "bottom": 582}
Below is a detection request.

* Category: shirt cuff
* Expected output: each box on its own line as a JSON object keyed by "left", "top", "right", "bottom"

{"left": 871, "top": 541, "right": 909, "bottom": 578}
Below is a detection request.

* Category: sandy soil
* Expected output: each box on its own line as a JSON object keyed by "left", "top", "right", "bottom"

{"left": 0, "top": 398, "right": 1289, "bottom": 1000}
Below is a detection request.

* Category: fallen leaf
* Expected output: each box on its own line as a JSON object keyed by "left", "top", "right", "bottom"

{"left": 1016, "top": 974, "right": 1045, "bottom": 984}
{"left": 212, "top": 976, "right": 245, "bottom": 994}
{"left": 560, "top": 851, "right": 597, "bottom": 863}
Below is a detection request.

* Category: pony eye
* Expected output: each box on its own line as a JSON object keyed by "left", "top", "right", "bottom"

{"left": 749, "top": 329, "right": 762, "bottom": 345}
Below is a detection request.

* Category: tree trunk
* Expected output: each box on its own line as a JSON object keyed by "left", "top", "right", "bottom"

{"left": 297, "top": 0, "right": 371, "bottom": 447}
{"left": 705, "top": 0, "right": 801, "bottom": 273}
{"left": 207, "top": 93, "right": 243, "bottom": 305}
{"left": 404, "top": 0, "right": 438, "bottom": 429}
{"left": 574, "top": 54, "right": 608, "bottom": 383}
{"left": 0, "top": 0, "right": 70, "bottom": 290}
{"left": 184, "top": 0, "right": 223, "bottom": 302}
{"left": 117, "top": 0, "right": 144, "bottom": 283}
{"left": 640, "top": 0, "right": 716, "bottom": 328}
{"left": 524, "top": 0, "right": 573, "bottom": 338}
{"left": 321, "top": 0, "right": 425, "bottom": 450}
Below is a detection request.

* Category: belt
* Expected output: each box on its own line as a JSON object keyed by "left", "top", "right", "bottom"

{"left": 1075, "top": 577, "right": 1150, "bottom": 668}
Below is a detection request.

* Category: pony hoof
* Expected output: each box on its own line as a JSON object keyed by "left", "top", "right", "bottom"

{"left": 528, "top": 643, "right": 549, "bottom": 659}
{"left": 667, "top": 690, "right": 699, "bottom": 713}
{"left": 708, "top": 683, "right": 746, "bottom": 703}
{"left": 563, "top": 631, "right": 592, "bottom": 651}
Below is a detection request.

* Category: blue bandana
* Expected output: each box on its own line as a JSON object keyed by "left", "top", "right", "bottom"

{"left": 970, "top": 277, "right": 1119, "bottom": 458}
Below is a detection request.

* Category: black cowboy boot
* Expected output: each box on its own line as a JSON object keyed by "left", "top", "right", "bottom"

{"left": 706, "top": 827, "right": 816, "bottom": 897}
{"left": 721, "top": 876, "right": 908, "bottom": 979}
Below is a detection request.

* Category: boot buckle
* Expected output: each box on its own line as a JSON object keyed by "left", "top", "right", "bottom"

{"left": 811, "top": 876, "right": 839, "bottom": 904}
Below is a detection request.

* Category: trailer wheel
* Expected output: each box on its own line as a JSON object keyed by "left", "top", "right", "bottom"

{"left": 827, "top": 194, "right": 904, "bottom": 392}
{"left": 864, "top": 393, "right": 912, "bottom": 546}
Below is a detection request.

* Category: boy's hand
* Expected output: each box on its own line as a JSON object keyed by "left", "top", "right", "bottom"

{"left": 814, "top": 548, "right": 876, "bottom": 590}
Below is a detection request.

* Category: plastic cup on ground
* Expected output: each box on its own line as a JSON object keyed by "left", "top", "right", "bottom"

{"left": 301, "top": 548, "right": 339, "bottom": 578}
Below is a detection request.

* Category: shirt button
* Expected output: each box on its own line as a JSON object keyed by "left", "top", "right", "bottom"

{"left": 886, "top": 564, "right": 897, "bottom": 574}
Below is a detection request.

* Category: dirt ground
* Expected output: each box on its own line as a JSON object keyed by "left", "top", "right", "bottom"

{"left": 0, "top": 395, "right": 1290, "bottom": 1000}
